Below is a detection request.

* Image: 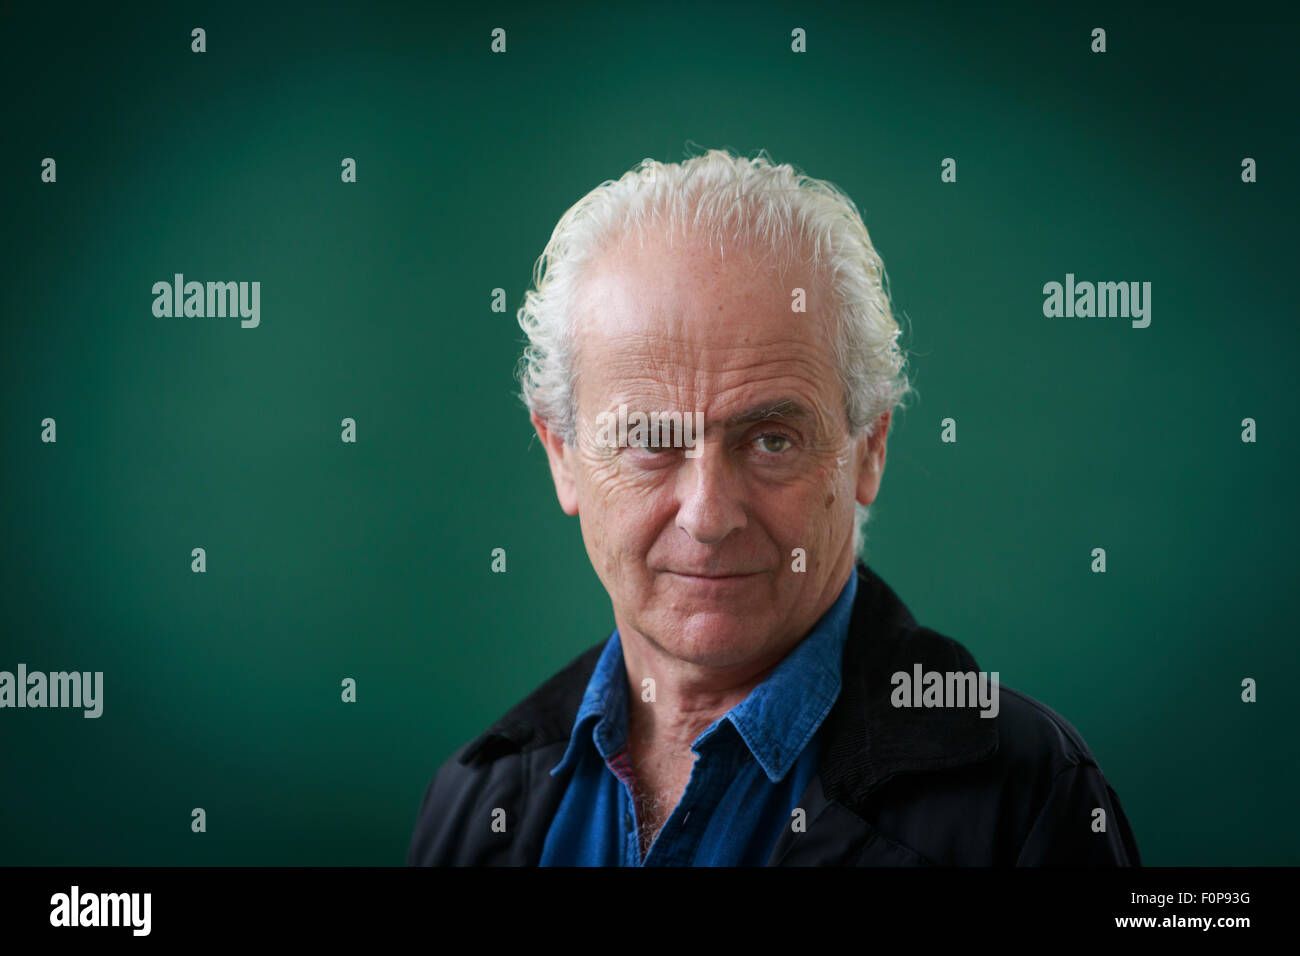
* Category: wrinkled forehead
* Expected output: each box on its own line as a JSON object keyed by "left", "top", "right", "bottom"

{"left": 570, "top": 230, "right": 842, "bottom": 410}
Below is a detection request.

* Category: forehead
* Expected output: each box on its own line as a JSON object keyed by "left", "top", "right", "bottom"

{"left": 571, "top": 230, "right": 841, "bottom": 408}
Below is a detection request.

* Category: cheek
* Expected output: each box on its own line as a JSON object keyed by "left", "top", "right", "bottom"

{"left": 763, "top": 466, "right": 848, "bottom": 544}
{"left": 823, "top": 470, "right": 859, "bottom": 538}
{"left": 823, "top": 469, "right": 852, "bottom": 512}
{"left": 577, "top": 465, "right": 667, "bottom": 555}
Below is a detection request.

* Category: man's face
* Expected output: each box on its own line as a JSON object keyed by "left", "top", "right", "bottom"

{"left": 535, "top": 228, "right": 889, "bottom": 671}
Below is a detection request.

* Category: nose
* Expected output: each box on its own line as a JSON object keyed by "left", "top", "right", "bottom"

{"left": 674, "top": 441, "right": 747, "bottom": 545}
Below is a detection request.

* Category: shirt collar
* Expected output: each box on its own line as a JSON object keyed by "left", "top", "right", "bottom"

{"left": 547, "top": 629, "right": 629, "bottom": 777}
{"left": 548, "top": 570, "right": 858, "bottom": 784}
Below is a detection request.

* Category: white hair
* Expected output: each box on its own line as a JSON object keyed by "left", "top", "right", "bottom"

{"left": 515, "top": 148, "right": 913, "bottom": 557}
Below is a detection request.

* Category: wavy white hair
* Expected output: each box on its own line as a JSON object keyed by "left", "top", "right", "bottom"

{"left": 515, "top": 148, "right": 913, "bottom": 558}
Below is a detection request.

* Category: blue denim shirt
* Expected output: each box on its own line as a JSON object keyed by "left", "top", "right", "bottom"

{"left": 538, "top": 570, "right": 857, "bottom": 866}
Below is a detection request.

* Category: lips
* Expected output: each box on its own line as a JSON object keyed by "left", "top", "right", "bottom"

{"left": 665, "top": 570, "right": 760, "bottom": 579}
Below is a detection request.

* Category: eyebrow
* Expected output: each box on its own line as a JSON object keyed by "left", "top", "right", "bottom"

{"left": 723, "top": 398, "right": 814, "bottom": 428}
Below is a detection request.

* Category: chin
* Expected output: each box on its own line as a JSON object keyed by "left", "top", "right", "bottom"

{"left": 644, "top": 608, "right": 773, "bottom": 668}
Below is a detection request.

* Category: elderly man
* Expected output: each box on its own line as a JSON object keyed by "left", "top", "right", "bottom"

{"left": 407, "top": 150, "right": 1140, "bottom": 866}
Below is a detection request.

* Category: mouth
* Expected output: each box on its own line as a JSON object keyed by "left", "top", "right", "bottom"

{"left": 663, "top": 570, "right": 762, "bottom": 581}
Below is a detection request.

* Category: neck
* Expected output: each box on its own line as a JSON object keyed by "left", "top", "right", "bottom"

{"left": 616, "top": 559, "right": 854, "bottom": 752}
{"left": 620, "top": 635, "right": 785, "bottom": 754}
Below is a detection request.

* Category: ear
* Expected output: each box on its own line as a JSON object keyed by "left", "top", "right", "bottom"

{"left": 532, "top": 411, "right": 580, "bottom": 516}
{"left": 854, "top": 410, "right": 891, "bottom": 508}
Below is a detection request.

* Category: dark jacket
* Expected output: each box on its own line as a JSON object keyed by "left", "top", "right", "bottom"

{"left": 407, "top": 561, "right": 1141, "bottom": 866}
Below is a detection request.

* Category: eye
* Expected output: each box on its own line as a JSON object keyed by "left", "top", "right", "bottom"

{"left": 627, "top": 436, "right": 677, "bottom": 454}
{"left": 633, "top": 443, "right": 676, "bottom": 454}
{"left": 622, "top": 437, "right": 680, "bottom": 467}
{"left": 753, "top": 433, "right": 792, "bottom": 454}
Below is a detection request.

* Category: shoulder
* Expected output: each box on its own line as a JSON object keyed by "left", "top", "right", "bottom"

{"left": 838, "top": 567, "right": 1139, "bottom": 863}
{"left": 405, "top": 638, "right": 606, "bottom": 865}
{"left": 849, "top": 565, "right": 1108, "bottom": 784}
{"left": 993, "top": 681, "right": 1102, "bottom": 778}
{"left": 857, "top": 670, "right": 1139, "bottom": 864}
{"left": 986, "top": 684, "right": 1140, "bottom": 863}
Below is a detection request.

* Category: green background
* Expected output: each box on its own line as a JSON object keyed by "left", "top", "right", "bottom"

{"left": 2, "top": 0, "right": 1296, "bottom": 865}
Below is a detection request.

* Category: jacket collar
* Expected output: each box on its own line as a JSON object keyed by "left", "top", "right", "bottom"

{"left": 459, "top": 562, "right": 999, "bottom": 806}
{"left": 816, "top": 561, "right": 999, "bottom": 807}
